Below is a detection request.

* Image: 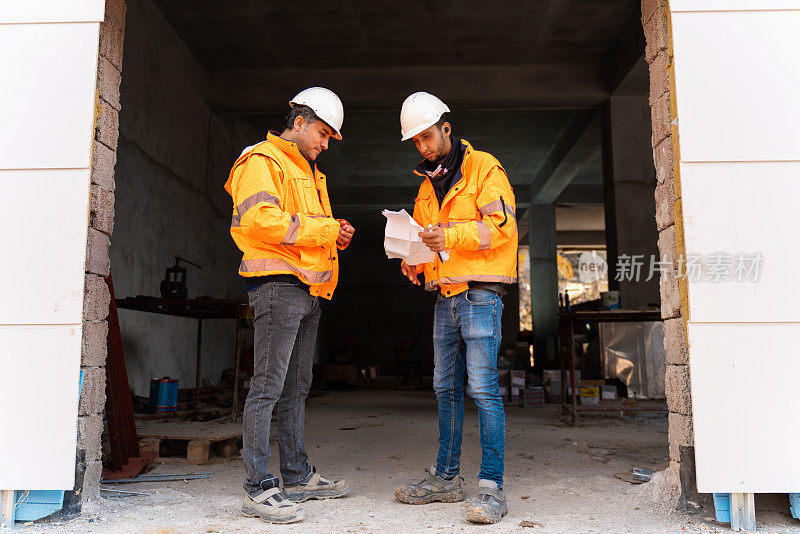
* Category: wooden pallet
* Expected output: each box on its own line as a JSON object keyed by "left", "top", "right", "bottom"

{"left": 136, "top": 421, "right": 242, "bottom": 465}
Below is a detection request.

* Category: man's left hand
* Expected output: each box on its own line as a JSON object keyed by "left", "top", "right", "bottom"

{"left": 419, "top": 227, "right": 447, "bottom": 252}
{"left": 337, "top": 219, "right": 355, "bottom": 248}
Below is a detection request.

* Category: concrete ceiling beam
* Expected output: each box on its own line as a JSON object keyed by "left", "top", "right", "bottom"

{"left": 208, "top": 64, "right": 608, "bottom": 113}
{"left": 328, "top": 176, "right": 602, "bottom": 212}
{"left": 605, "top": 14, "right": 648, "bottom": 96}
{"left": 528, "top": 110, "right": 598, "bottom": 204}
{"left": 555, "top": 184, "right": 604, "bottom": 205}
{"left": 328, "top": 185, "right": 417, "bottom": 207}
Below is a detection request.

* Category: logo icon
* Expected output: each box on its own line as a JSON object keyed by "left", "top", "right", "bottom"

{"left": 578, "top": 251, "right": 607, "bottom": 283}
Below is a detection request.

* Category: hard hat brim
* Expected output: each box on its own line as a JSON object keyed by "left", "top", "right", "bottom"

{"left": 401, "top": 121, "right": 436, "bottom": 142}
{"left": 289, "top": 100, "right": 342, "bottom": 140}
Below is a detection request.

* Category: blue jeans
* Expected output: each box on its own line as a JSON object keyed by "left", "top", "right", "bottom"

{"left": 242, "top": 281, "right": 319, "bottom": 495}
{"left": 433, "top": 288, "right": 505, "bottom": 487}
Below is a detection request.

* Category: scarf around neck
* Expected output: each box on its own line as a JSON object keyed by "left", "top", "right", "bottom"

{"left": 416, "top": 136, "right": 464, "bottom": 206}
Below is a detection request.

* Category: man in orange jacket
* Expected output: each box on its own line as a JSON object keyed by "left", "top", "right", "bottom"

{"left": 225, "top": 87, "right": 353, "bottom": 524}
{"left": 394, "top": 92, "right": 517, "bottom": 524}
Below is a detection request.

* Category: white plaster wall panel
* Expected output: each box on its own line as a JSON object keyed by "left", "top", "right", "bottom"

{"left": 0, "top": 22, "right": 100, "bottom": 169}
{"left": 0, "top": 169, "right": 90, "bottom": 324}
{"left": 679, "top": 163, "right": 742, "bottom": 323}
{"left": 681, "top": 162, "right": 800, "bottom": 323}
{"left": 0, "top": 325, "right": 82, "bottom": 489}
{"left": 671, "top": 1, "right": 800, "bottom": 12}
{"left": 0, "top": 0, "right": 105, "bottom": 24}
{"left": 729, "top": 162, "right": 800, "bottom": 322}
{"left": 671, "top": 10, "right": 800, "bottom": 162}
{"left": 688, "top": 323, "right": 800, "bottom": 492}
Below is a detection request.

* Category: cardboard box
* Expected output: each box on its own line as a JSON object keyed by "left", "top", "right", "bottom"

{"left": 579, "top": 386, "right": 600, "bottom": 405}
{"left": 543, "top": 370, "right": 560, "bottom": 384}
{"left": 522, "top": 387, "right": 545, "bottom": 407}
{"left": 543, "top": 370, "right": 581, "bottom": 386}
{"left": 510, "top": 370, "right": 526, "bottom": 387}
{"left": 601, "top": 385, "right": 618, "bottom": 400}
{"left": 581, "top": 379, "right": 605, "bottom": 387}
{"left": 324, "top": 364, "right": 356, "bottom": 386}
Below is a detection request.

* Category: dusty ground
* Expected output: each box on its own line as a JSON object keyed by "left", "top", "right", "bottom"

{"left": 16, "top": 391, "right": 800, "bottom": 533}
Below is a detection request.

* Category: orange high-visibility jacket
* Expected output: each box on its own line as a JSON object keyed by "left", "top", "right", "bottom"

{"left": 411, "top": 139, "right": 518, "bottom": 296}
{"left": 224, "top": 132, "right": 342, "bottom": 299}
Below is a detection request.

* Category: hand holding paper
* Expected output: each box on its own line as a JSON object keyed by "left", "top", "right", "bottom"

{"left": 420, "top": 226, "right": 450, "bottom": 261}
{"left": 382, "top": 209, "right": 435, "bottom": 265}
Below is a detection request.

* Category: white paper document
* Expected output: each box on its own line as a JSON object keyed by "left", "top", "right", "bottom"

{"left": 382, "top": 209, "right": 435, "bottom": 265}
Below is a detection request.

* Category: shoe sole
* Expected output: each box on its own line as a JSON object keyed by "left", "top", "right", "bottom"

{"left": 395, "top": 488, "right": 464, "bottom": 505}
{"left": 285, "top": 484, "right": 350, "bottom": 503}
{"left": 241, "top": 505, "right": 304, "bottom": 524}
{"left": 466, "top": 506, "right": 508, "bottom": 524}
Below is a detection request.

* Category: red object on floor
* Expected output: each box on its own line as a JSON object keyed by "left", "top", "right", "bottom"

{"left": 101, "top": 274, "right": 155, "bottom": 480}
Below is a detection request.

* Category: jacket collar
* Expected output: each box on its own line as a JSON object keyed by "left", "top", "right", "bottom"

{"left": 266, "top": 131, "right": 317, "bottom": 175}
{"left": 413, "top": 139, "right": 473, "bottom": 178}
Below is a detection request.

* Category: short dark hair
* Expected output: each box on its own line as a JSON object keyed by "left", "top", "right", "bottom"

{"left": 284, "top": 104, "right": 318, "bottom": 131}
{"left": 436, "top": 113, "right": 449, "bottom": 128}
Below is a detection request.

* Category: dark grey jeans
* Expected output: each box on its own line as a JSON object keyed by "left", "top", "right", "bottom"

{"left": 243, "top": 281, "right": 320, "bottom": 495}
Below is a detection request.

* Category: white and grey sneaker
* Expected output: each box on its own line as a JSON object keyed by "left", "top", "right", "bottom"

{"left": 241, "top": 487, "right": 304, "bottom": 524}
{"left": 395, "top": 466, "right": 464, "bottom": 504}
{"left": 284, "top": 471, "right": 350, "bottom": 502}
{"left": 466, "top": 479, "right": 508, "bottom": 524}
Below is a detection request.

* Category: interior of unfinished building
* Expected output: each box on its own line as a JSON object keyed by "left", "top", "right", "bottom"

{"left": 4, "top": 0, "right": 800, "bottom": 532}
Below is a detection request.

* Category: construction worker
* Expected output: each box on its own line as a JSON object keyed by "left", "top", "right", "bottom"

{"left": 224, "top": 87, "right": 353, "bottom": 524}
{"left": 393, "top": 92, "right": 517, "bottom": 524}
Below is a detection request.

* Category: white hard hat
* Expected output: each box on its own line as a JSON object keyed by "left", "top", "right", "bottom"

{"left": 400, "top": 92, "right": 451, "bottom": 141}
{"left": 289, "top": 87, "right": 344, "bottom": 140}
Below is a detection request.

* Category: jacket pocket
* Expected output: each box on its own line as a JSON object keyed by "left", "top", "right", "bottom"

{"left": 448, "top": 193, "right": 478, "bottom": 220}
{"left": 286, "top": 175, "right": 315, "bottom": 214}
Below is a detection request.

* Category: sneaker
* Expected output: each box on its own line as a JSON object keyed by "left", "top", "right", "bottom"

{"left": 466, "top": 479, "right": 508, "bottom": 524}
{"left": 284, "top": 471, "right": 350, "bottom": 502}
{"left": 395, "top": 466, "right": 464, "bottom": 505}
{"left": 241, "top": 487, "right": 304, "bottom": 524}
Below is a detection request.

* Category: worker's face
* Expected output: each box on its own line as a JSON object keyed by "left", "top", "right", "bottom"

{"left": 293, "top": 116, "right": 334, "bottom": 162}
{"left": 410, "top": 123, "right": 451, "bottom": 163}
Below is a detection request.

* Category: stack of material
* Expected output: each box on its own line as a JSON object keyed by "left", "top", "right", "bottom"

{"left": 543, "top": 370, "right": 581, "bottom": 403}
{"left": 510, "top": 370, "right": 526, "bottom": 404}
{"left": 601, "top": 385, "right": 618, "bottom": 400}
{"left": 498, "top": 369, "right": 510, "bottom": 402}
{"left": 521, "top": 387, "right": 545, "bottom": 407}
{"left": 579, "top": 386, "right": 600, "bottom": 405}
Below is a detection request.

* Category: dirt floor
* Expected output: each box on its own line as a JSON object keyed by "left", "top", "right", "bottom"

{"left": 17, "top": 391, "right": 800, "bottom": 533}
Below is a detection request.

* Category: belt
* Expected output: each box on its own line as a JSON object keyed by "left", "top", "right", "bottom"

{"left": 467, "top": 281, "right": 507, "bottom": 295}
{"left": 245, "top": 274, "right": 310, "bottom": 293}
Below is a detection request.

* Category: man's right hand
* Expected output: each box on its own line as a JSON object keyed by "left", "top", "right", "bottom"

{"left": 401, "top": 262, "right": 421, "bottom": 286}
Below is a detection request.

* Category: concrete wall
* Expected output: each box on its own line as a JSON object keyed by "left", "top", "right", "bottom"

{"left": 320, "top": 208, "right": 519, "bottom": 369}
{"left": 321, "top": 210, "right": 438, "bottom": 367}
{"left": 111, "top": 0, "right": 256, "bottom": 396}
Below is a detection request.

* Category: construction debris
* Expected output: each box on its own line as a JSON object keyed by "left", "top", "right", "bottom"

{"left": 100, "top": 472, "right": 211, "bottom": 485}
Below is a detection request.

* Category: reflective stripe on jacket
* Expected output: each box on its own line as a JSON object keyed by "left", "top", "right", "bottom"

{"left": 224, "top": 132, "right": 341, "bottom": 299}
{"left": 411, "top": 139, "right": 518, "bottom": 296}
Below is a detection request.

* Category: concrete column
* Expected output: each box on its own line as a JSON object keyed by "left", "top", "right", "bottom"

{"left": 529, "top": 204, "right": 558, "bottom": 345}
{"left": 602, "top": 95, "right": 660, "bottom": 309}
